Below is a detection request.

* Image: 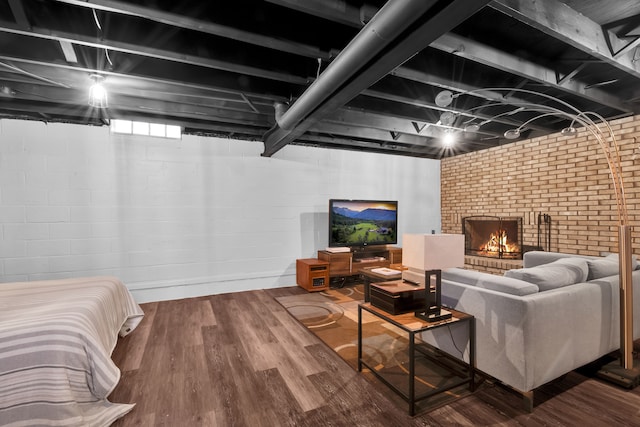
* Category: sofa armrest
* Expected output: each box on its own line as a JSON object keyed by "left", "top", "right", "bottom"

{"left": 427, "top": 278, "right": 620, "bottom": 393}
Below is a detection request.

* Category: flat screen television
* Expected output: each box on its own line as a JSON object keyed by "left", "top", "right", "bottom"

{"left": 328, "top": 199, "right": 398, "bottom": 248}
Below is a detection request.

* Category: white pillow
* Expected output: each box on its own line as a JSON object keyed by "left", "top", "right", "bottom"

{"left": 504, "top": 257, "right": 589, "bottom": 292}
{"left": 443, "top": 268, "right": 539, "bottom": 296}
{"left": 587, "top": 253, "right": 639, "bottom": 280}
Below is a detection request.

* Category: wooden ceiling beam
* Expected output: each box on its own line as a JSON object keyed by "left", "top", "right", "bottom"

{"left": 52, "top": 0, "right": 331, "bottom": 60}
{"left": 490, "top": 0, "right": 640, "bottom": 79}
{"left": 0, "top": 86, "right": 272, "bottom": 128}
{"left": 295, "top": 133, "right": 476, "bottom": 159}
{"left": 324, "top": 107, "right": 501, "bottom": 139}
{"left": 310, "top": 121, "right": 497, "bottom": 150}
{"left": 379, "top": 72, "right": 556, "bottom": 133}
{"left": 363, "top": 89, "right": 553, "bottom": 133}
{"left": 262, "top": 0, "right": 633, "bottom": 113}
{"left": 430, "top": 32, "right": 634, "bottom": 113}
{"left": 0, "top": 24, "right": 311, "bottom": 85}
{"left": 264, "top": 0, "right": 368, "bottom": 28}
{"left": 7, "top": 0, "right": 30, "bottom": 29}
{"left": 0, "top": 54, "right": 288, "bottom": 103}
{"left": 294, "top": 134, "right": 444, "bottom": 158}
{"left": 309, "top": 121, "right": 432, "bottom": 146}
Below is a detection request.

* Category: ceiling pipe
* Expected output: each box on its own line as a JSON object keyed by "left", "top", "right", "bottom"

{"left": 271, "top": 0, "right": 438, "bottom": 132}
{"left": 273, "top": 101, "right": 289, "bottom": 127}
{"left": 262, "top": 0, "right": 493, "bottom": 157}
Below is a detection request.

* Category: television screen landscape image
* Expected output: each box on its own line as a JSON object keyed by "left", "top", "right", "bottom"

{"left": 329, "top": 199, "right": 398, "bottom": 247}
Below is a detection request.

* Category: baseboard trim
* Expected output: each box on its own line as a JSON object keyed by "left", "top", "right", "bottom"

{"left": 127, "top": 270, "right": 296, "bottom": 303}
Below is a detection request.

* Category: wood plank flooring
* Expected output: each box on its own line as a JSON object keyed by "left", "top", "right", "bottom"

{"left": 110, "top": 286, "right": 640, "bottom": 426}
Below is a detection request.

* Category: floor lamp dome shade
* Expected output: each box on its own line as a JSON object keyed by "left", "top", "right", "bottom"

{"left": 435, "top": 90, "right": 455, "bottom": 107}
{"left": 561, "top": 126, "right": 578, "bottom": 136}
{"left": 464, "top": 123, "right": 481, "bottom": 132}
{"left": 503, "top": 129, "right": 521, "bottom": 139}
{"left": 434, "top": 87, "right": 636, "bottom": 377}
{"left": 439, "top": 111, "right": 456, "bottom": 126}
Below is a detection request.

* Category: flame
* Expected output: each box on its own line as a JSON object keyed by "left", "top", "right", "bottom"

{"left": 479, "top": 229, "right": 519, "bottom": 254}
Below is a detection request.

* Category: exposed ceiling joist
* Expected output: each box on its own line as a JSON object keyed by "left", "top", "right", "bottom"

{"left": 0, "top": 23, "right": 312, "bottom": 85}
{"left": 7, "top": 0, "right": 29, "bottom": 29}
{"left": 324, "top": 107, "right": 501, "bottom": 139}
{"left": 53, "top": 0, "right": 333, "bottom": 60}
{"left": 297, "top": 134, "right": 450, "bottom": 158}
{"left": 262, "top": 0, "right": 494, "bottom": 157}
{"left": 490, "top": 0, "right": 640, "bottom": 79}
{"left": 0, "top": 0, "right": 637, "bottom": 159}
{"left": 430, "top": 32, "right": 633, "bottom": 113}
{"left": 264, "top": 0, "right": 367, "bottom": 28}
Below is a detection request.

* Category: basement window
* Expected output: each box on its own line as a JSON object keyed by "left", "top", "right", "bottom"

{"left": 111, "top": 119, "right": 182, "bottom": 139}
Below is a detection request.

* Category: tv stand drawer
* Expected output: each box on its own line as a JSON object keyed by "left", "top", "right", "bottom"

{"left": 318, "top": 247, "right": 401, "bottom": 278}
{"left": 352, "top": 259, "right": 389, "bottom": 273}
{"left": 318, "top": 251, "right": 352, "bottom": 276}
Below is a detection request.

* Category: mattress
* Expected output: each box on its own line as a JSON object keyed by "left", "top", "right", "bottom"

{"left": 0, "top": 276, "right": 144, "bottom": 426}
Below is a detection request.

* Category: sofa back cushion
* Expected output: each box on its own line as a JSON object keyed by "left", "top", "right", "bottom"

{"left": 523, "top": 251, "right": 594, "bottom": 268}
{"left": 443, "top": 268, "right": 539, "bottom": 296}
{"left": 504, "top": 257, "right": 589, "bottom": 291}
{"left": 586, "top": 253, "right": 639, "bottom": 280}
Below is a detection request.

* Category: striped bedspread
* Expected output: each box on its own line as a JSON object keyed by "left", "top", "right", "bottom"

{"left": 0, "top": 277, "right": 144, "bottom": 427}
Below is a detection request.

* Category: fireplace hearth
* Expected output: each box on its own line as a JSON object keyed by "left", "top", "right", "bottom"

{"left": 463, "top": 216, "right": 523, "bottom": 259}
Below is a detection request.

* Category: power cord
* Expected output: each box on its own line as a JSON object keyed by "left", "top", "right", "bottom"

{"left": 446, "top": 324, "right": 465, "bottom": 359}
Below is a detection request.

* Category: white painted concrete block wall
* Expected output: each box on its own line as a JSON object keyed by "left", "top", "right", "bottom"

{"left": 0, "top": 119, "right": 441, "bottom": 302}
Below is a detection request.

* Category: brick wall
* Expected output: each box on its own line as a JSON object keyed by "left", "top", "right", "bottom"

{"left": 441, "top": 115, "right": 640, "bottom": 268}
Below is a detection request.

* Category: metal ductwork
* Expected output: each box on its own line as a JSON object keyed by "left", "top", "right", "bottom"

{"left": 262, "top": 0, "right": 493, "bottom": 157}
{"left": 273, "top": 101, "right": 289, "bottom": 128}
{"left": 271, "top": 0, "right": 435, "bottom": 132}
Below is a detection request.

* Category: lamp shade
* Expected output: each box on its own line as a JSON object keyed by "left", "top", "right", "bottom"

{"left": 402, "top": 233, "right": 465, "bottom": 270}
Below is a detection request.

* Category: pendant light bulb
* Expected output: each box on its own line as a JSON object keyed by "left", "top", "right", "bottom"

{"left": 88, "top": 74, "right": 108, "bottom": 108}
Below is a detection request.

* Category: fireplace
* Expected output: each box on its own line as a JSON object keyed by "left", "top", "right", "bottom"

{"left": 462, "top": 216, "right": 523, "bottom": 259}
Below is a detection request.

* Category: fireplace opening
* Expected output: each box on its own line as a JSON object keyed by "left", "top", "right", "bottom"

{"left": 462, "top": 216, "right": 523, "bottom": 259}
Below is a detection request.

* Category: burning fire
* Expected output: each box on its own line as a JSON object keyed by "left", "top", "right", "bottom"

{"left": 479, "top": 229, "right": 519, "bottom": 254}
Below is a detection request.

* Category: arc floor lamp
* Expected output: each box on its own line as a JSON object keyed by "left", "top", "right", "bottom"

{"left": 435, "top": 87, "right": 638, "bottom": 385}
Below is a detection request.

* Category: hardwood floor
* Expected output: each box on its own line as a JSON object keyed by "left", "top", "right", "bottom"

{"left": 111, "top": 286, "right": 640, "bottom": 426}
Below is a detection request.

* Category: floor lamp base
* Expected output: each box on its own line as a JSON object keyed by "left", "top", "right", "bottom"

{"left": 596, "top": 359, "right": 640, "bottom": 389}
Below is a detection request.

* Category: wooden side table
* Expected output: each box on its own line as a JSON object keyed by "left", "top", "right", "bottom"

{"left": 357, "top": 303, "right": 475, "bottom": 416}
{"left": 296, "top": 258, "right": 330, "bottom": 292}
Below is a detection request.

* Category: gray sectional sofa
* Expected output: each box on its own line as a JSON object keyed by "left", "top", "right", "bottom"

{"left": 419, "top": 251, "right": 640, "bottom": 410}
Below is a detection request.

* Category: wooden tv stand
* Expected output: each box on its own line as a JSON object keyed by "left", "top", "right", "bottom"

{"left": 317, "top": 246, "right": 402, "bottom": 278}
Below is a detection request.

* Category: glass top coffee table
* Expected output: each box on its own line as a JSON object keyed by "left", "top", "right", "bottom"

{"left": 358, "top": 303, "right": 476, "bottom": 416}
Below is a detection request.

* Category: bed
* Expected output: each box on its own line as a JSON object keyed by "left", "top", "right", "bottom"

{"left": 0, "top": 276, "right": 144, "bottom": 426}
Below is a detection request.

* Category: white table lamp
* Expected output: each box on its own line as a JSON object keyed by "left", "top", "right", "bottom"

{"left": 402, "top": 233, "right": 465, "bottom": 321}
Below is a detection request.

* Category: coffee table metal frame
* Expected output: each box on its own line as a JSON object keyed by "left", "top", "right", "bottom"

{"left": 357, "top": 302, "right": 475, "bottom": 416}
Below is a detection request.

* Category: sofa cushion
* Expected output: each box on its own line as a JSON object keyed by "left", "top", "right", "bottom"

{"left": 587, "top": 253, "right": 639, "bottom": 280}
{"left": 504, "top": 257, "right": 589, "bottom": 291}
{"left": 523, "top": 251, "right": 595, "bottom": 268}
{"left": 443, "top": 268, "right": 539, "bottom": 296}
